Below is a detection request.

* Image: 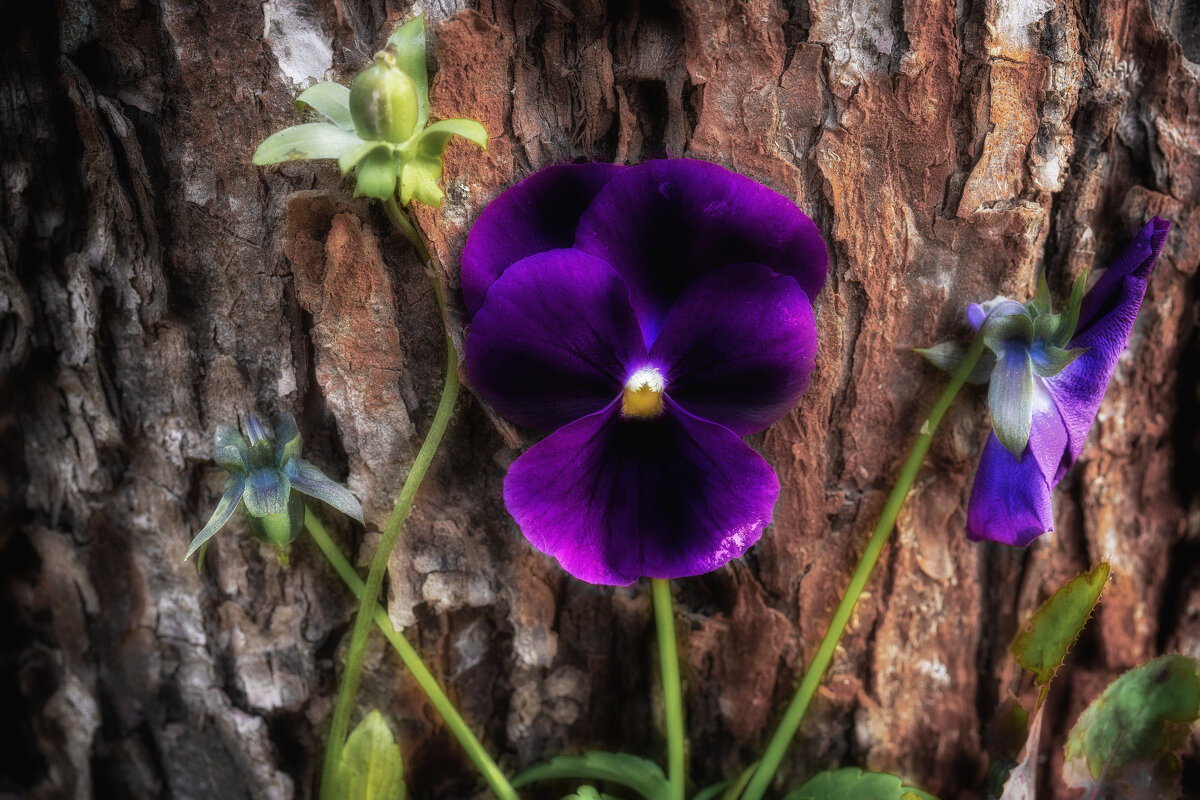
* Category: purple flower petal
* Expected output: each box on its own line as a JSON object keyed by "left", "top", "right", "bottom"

{"left": 460, "top": 162, "right": 625, "bottom": 316}
{"left": 503, "top": 397, "right": 780, "bottom": 585}
{"left": 966, "top": 431, "right": 1054, "bottom": 546}
{"left": 465, "top": 249, "right": 646, "bottom": 431}
{"left": 574, "top": 159, "right": 827, "bottom": 340}
{"left": 649, "top": 264, "right": 818, "bottom": 435}
{"left": 1075, "top": 217, "right": 1170, "bottom": 336}
{"left": 1045, "top": 217, "right": 1170, "bottom": 465}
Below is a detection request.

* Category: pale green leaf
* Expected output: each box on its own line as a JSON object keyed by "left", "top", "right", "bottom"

{"left": 252, "top": 123, "right": 362, "bottom": 165}
{"left": 1063, "top": 654, "right": 1200, "bottom": 798}
{"left": 399, "top": 155, "right": 443, "bottom": 207}
{"left": 242, "top": 468, "right": 291, "bottom": 517}
{"left": 284, "top": 458, "right": 363, "bottom": 523}
{"left": 334, "top": 709, "right": 406, "bottom": 800}
{"left": 214, "top": 425, "right": 248, "bottom": 473}
{"left": 416, "top": 118, "right": 489, "bottom": 154}
{"left": 914, "top": 341, "right": 995, "bottom": 385}
{"left": 781, "top": 767, "right": 938, "bottom": 800}
{"left": 988, "top": 349, "right": 1034, "bottom": 456}
{"left": 295, "top": 81, "right": 354, "bottom": 130}
{"left": 513, "top": 752, "right": 670, "bottom": 800}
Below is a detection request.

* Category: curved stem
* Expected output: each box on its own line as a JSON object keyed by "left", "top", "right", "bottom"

{"left": 319, "top": 199, "right": 461, "bottom": 798}
{"left": 652, "top": 578, "right": 686, "bottom": 800}
{"left": 306, "top": 509, "right": 519, "bottom": 800}
{"left": 742, "top": 335, "right": 987, "bottom": 800}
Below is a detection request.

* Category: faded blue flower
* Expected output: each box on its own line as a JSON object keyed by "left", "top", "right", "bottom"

{"left": 185, "top": 414, "right": 363, "bottom": 560}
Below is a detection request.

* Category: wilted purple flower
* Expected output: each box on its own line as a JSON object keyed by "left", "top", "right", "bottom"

{"left": 462, "top": 160, "right": 827, "bottom": 584}
{"left": 926, "top": 218, "right": 1170, "bottom": 546}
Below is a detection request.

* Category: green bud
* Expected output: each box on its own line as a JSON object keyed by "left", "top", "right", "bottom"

{"left": 350, "top": 52, "right": 419, "bottom": 143}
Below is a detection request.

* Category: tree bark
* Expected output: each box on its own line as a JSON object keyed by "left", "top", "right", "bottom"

{"left": 2, "top": 0, "right": 1198, "bottom": 798}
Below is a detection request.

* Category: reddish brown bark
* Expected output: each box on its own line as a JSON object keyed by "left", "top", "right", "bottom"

{"left": 2, "top": 0, "right": 1197, "bottom": 798}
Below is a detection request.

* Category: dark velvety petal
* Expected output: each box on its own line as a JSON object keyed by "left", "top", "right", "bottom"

{"left": 1044, "top": 217, "right": 1170, "bottom": 465}
{"left": 465, "top": 249, "right": 646, "bottom": 431}
{"left": 966, "top": 432, "right": 1055, "bottom": 546}
{"left": 648, "top": 264, "right": 817, "bottom": 435}
{"left": 1075, "top": 217, "right": 1170, "bottom": 335}
{"left": 503, "top": 397, "right": 780, "bottom": 585}
{"left": 574, "top": 159, "right": 827, "bottom": 339}
{"left": 460, "top": 163, "right": 625, "bottom": 316}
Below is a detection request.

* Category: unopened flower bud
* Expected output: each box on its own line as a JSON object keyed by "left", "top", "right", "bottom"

{"left": 349, "top": 52, "right": 419, "bottom": 143}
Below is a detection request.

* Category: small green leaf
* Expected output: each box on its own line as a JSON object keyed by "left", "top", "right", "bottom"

{"left": 334, "top": 709, "right": 406, "bottom": 800}
{"left": 914, "top": 341, "right": 995, "bottom": 384}
{"left": 781, "top": 767, "right": 938, "bottom": 800}
{"left": 1063, "top": 654, "right": 1200, "bottom": 798}
{"left": 354, "top": 146, "right": 399, "bottom": 200}
{"left": 988, "top": 348, "right": 1034, "bottom": 457}
{"left": 1010, "top": 562, "right": 1109, "bottom": 697}
{"left": 513, "top": 752, "right": 671, "bottom": 800}
{"left": 252, "top": 123, "right": 363, "bottom": 165}
{"left": 295, "top": 82, "right": 354, "bottom": 131}
{"left": 185, "top": 476, "right": 244, "bottom": 560}
{"left": 386, "top": 15, "right": 429, "bottom": 130}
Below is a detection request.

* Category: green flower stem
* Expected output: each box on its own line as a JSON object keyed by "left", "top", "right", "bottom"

{"left": 742, "top": 334, "right": 987, "bottom": 800}
{"left": 319, "top": 292, "right": 460, "bottom": 799}
{"left": 305, "top": 509, "right": 519, "bottom": 800}
{"left": 384, "top": 196, "right": 433, "bottom": 264}
{"left": 652, "top": 578, "right": 686, "bottom": 800}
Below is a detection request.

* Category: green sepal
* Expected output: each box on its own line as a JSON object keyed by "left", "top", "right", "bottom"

{"left": 284, "top": 458, "right": 364, "bottom": 523}
{"left": 1030, "top": 343, "right": 1087, "bottom": 378}
{"left": 398, "top": 119, "right": 487, "bottom": 206}
{"left": 914, "top": 341, "right": 995, "bottom": 385}
{"left": 1049, "top": 270, "right": 1088, "bottom": 348}
{"left": 1029, "top": 274, "right": 1053, "bottom": 317}
{"left": 252, "top": 122, "right": 363, "bottom": 165}
{"left": 295, "top": 82, "right": 354, "bottom": 131}
{"left": 781, "top": 767, "right": 938, "bottom": 800}
{"left": 988, "top": 349, "right": 1034, "bottom": 457}
{"left": 354, "top": 146, "right": 399, "bottom": 200}
{"left": 185, "top": 475, "right": 245, "bottom": 561}
{"left": 1010, "top": 563, "right": 1109, "bottom": 702}
{"left": 1063, "top": 654, "right": 1200, "bottom": 798}
{"left": 338, "top": 139, "right": 385, "bottom": 175}
{"left": 244, "top": 490, "right": 304, "bottom": 548}
{"left": 513, "top": 752, "right": 671, "bottom": 800}
{"left": 214, "top": 425, "right": 249, "bottom": 473}
{"left": 243, "top": 467, "right": 292, "bottom": 517}
{"left": 274, "top": 414, "right": 302, "bottom": 466}
{"left": 333, "top": 709, "right": 406, "bottom": 800}
{"left": 385, "top": 15, "right": 429, "bottom": 131}
{"left": 980, "top": 304, "right": 1035, "bottom": 356}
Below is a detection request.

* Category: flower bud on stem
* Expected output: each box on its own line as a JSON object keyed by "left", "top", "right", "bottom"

{"left": 742, "top": 333, "right": 988, "bottom": 800}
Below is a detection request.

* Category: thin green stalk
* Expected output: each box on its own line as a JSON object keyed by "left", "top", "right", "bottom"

{"left": 319, "top": 199, "right": 461, "bottom": 798}
{"left": 305, "top": 509, "right": 519, "bottom": 800}
{"left": 652, "top": 578, "right": 686, "bottom": 800}
{"left": 742, "top": 335, "right": 987, "bottom": 800}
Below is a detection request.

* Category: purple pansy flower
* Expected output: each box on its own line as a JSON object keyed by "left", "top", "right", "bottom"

{"left": 462, "top": 160, "right": 827, "bottom": 584}
{"left": 925, "top": 218, "right": 1170, "bottom": 546}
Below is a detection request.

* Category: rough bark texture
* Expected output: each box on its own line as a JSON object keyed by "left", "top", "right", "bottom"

{"left": 2, "top": 0, "right": 1198, "bottom": 798}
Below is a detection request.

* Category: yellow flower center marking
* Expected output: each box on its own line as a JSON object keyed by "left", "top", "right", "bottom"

{"left": 622, "top": 367, "right": 665, "bottom": 419}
